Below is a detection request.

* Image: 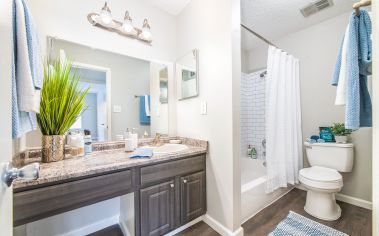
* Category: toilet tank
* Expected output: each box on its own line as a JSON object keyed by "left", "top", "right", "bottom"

{"left": 304, "top": 142, "right": 354, "bottom": 172}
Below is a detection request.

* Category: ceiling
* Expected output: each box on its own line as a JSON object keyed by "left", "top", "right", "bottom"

{"left": 241, "top": 0, "right": 359, "bottom": 51}
{"left": 145, "top": 0, "right": 191, "bottom": 15}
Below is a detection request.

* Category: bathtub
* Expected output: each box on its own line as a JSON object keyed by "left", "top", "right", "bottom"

{"left": 240, "top": 157, "right": 291, "bottom": 223}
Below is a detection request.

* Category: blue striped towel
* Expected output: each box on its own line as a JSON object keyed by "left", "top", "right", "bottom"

{"left": 332, "top": 10, "right": 372, "bottom": 129}
{"left": 12, "top": 0, "right": 43, "bottom": 138}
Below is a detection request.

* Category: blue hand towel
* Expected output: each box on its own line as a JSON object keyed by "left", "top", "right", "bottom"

{"left": 139, "top": 95, "right": 150, "bottom": 125}
{"left": 130, "top": 148, "right": 153, "bottom": 158}
{"left": 357, "top": 11, "right": 372, "bottom": 127}
{"left": 21, "top": 0, "right": 42, "bottom": 89}
{"left": 333, "top": 10, "right": 372, "bottom": 129}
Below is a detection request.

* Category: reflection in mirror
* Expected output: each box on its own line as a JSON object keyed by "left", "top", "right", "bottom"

{"left": 159, "top": 67, "right": 168, "bottom": 104}
{"left": 176, "top": 49, "right": 199, "bottom": 100}
{"left": 50, "top": 38, "right": 169, "bottom": 141}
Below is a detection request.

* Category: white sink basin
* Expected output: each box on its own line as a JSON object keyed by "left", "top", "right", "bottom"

{"left": 145, "top": 144, "right": 189, "bottom": 154}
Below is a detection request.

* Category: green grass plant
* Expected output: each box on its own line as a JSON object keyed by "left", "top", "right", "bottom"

{"left": 37, "top": 59, "right": 89, "bottom": 135}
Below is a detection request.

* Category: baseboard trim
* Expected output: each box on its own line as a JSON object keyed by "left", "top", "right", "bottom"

{"left": 58, "top": 215, "right": 119, "bottom": 236}
{"left": 336, "top": 193, "right": 372, "bottom": 210}
{"left": 164, "top": 216, "right": 204, "bottom": 236}
{"left": 203, "top": 214, "right": 244, "bottom": 236}
{"left": 119, "top": 219, "right": 132, "bottom": 236}
{"left": 295, "top": 185, "right": 372, "bottom": 210}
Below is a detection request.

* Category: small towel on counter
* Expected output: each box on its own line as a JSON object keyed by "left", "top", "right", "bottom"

{"left": 12, "top": 0, "right": 42, "bottom": 138}
{"left": 130, "top": 148, "right": 153, "bottom": 158}
{"left": 332, "top": 10, "right": 372, "bottom": 129}
{"left": 139, "top": 95, "right": 151, "bottom": 125}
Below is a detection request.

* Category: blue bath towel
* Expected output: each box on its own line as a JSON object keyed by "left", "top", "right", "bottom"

{"left": 139, "top": 95, "right": 150, "bottom": 125}
{"left": 332, "top": 10, "right": 372, "bottom": 129}
{"left": 12, "top": 0, "right": 42, "bottom": 138}
{"left": 130, "top": 148, "right": 153, "bottom": 158}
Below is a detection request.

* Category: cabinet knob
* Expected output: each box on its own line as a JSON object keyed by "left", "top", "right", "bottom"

{"left": 2, "top": 162, "right": 40, "bottom": 187}
{"left": 183, "top": 179, "right": 187, "bottom": 184}
{"left": 170, "top": 183, "right": 174, "bottom": 188}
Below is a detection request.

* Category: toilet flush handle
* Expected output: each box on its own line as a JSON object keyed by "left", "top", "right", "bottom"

{"left": 304, "top": 142, "right": 313, "bottom": 149}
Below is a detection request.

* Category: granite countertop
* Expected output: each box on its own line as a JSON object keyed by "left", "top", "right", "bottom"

{"left": 13, "top": 137, "right": 208, "bottom": 190}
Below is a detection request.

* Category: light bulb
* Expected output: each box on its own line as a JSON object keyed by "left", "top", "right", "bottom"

{"left": 100, "top": 2, "right": 112, "bottom": 25}
{"left": 122, "top": 11, "right": 134, "bottom": 34}
{"left": 140, "top": 19, "right": 152, "bottom": 41}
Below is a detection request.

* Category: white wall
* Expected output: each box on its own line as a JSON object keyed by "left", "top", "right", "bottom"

{"left": 0, "top": 0, "right": 13, "bottom": 235}
{"left": 28, "top": 0, "right": 177, "bottom": 62}
{"left": 245, "top": 12, "right": 372, "bottom": 201}
{"left": 176, "top": 0, "right": 242, "bottom": 234}
{"left": 371, "top": 0, "right": 378, "bottom": 233}
{"left": 14, "top": 198, "right": 120, "bottom": 236}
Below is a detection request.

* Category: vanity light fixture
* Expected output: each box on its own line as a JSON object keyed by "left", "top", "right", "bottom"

{"left": 87, "top": 2, "right": 152, "bottom": 44}
{"left": 139, "top": 19, "right": 152, "bottom": 41}
{"left": 122, "top": 11, "right": 136, "bottom": 35}
{"left": 99, "top": 2, "right": 112, "bottom": 25}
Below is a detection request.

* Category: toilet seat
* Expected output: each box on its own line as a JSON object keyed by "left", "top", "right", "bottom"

{"left": 299, "top": 166, "right": 343, "bottom": 190}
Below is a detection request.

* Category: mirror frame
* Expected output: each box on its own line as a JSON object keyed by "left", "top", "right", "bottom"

{"left": 177, "top": 49, "right": 199, "bottom": 101}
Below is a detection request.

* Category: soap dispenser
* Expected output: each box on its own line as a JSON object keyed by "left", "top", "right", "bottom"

{"left": 84, "top": 129, "right": 93, "bottom": 154}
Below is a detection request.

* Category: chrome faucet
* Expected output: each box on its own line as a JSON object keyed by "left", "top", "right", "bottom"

{"left": 152, "top": 133, "right": 163, "bottom": 146}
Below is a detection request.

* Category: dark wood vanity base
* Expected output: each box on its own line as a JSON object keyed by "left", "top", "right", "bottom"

{"left": 13, "top": 154, "right": 207, "bottom": 236}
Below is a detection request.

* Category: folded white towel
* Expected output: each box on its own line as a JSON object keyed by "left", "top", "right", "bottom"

{"left": 15, "top": 0, "right": 40, "bottom": 113}
{"left": 335, "top": 24, "right": 350, "bottom": 105}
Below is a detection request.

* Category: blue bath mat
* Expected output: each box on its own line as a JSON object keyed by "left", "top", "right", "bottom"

{"left": 269, "top": 211, "right": 348, "bottom": 236}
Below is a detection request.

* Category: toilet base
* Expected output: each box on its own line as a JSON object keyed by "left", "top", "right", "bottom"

{"left": 304, "top": 189, "right": 341, "bottom": 221}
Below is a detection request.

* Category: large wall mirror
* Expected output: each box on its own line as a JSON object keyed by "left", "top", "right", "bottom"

{"left": 176, "top": 49, "right": 199, "bottom": 100}
{"left": 49, "top": 38, "right": 170, "bottom": 141}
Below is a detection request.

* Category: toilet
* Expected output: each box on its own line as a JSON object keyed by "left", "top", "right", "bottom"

{"left": 299, "top": 142, "right": 354, "bottom": 221}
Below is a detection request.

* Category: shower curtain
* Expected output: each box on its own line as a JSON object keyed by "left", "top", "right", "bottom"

{"left": 265, "top": 45, "right": 303, "bottom": 193}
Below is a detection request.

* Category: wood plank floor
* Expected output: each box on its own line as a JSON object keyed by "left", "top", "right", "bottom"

{"left": 177, "top": 188, "right": 372, "bottom": 236}
{"left": 88, "top": 189, "right": 372, "bottom": 236}
{"left": 86, "top": 224, "right": 124, "bottom": 236}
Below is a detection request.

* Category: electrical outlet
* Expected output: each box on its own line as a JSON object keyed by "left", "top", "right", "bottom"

{"left": 113, "top": 105, "right": 122, "bottom": 113}
{"left": 200, "top": 101, "right": 207, "bottom": 115}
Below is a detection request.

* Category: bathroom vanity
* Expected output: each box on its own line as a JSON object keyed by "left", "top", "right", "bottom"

{"left": 13, "top": 138, "right": 207, "bottom": 236}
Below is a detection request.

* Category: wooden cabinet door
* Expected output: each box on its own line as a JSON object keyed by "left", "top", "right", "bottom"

{"left": 180, "top": 171, "right": 206, "bottom": 224}
{"left": 140, "top": 180, "right": 175, "bottom": 236}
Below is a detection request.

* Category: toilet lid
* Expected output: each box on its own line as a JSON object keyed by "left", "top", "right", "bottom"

{"left": 300, "top": 166, "right": 342, "bottom": 183}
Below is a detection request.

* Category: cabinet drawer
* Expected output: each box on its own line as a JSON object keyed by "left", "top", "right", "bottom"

{"left": 140, "top": 155, "right": 205, "bottom": 186}
{"left": 14, "top": 169, "right": 133, "bottom": 226}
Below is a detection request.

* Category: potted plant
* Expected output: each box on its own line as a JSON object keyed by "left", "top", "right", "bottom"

{"left": 37, "top": 59, "right": 89, "bottom": 163}
{"left": 331, "top": 123, "right": 353, "bottom": 144}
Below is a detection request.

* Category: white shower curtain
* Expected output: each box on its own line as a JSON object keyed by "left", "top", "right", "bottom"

{"left": 265, "top": 45, "right": 303, "bottom": 193}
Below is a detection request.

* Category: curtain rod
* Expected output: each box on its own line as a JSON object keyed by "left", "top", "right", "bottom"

{"left": 241, "top": 23, "right": 278, "bottom": 48}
